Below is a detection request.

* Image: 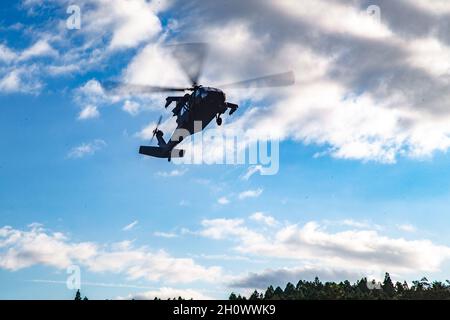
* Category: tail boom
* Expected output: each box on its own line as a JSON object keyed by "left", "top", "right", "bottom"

{"left": 139, "top": 146, "right": 184, "bottom": 159}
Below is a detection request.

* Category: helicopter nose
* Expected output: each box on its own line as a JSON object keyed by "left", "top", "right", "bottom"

{"left": 214, "top": 90, "right": 225, "bottom": 102}
{"left": 211, "top": 91, "right": 225, "bottom": 102}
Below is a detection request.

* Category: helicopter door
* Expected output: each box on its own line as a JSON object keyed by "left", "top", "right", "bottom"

{"left": 177, "top": 102, "right": 190, "bottom": 125}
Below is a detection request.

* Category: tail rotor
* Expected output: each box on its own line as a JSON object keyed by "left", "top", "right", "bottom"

{"left": 150, "top": 115, "right": 163, "bottom": 144}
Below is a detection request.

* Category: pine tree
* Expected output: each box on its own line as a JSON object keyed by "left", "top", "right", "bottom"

{"left": 273, "top": 286, "right": 284, "bottom": 299}
{"left": 264, "top": 286, "right": 275, "bottom": 300}
{"left": 284, "top": 282, "right": 296, "bottom": 299}
{"left": 249, "top": 290, "right": 261, "bottom": 300}
{"left": 382, "top": 273, "right": 396, "bottom": 298}
{"left": 229, "top": 293, "right": 237, "bottom": 300}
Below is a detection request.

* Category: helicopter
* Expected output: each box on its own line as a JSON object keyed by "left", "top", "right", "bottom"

{"left": 105, "top": 43, "right": 295, "bottom": 161}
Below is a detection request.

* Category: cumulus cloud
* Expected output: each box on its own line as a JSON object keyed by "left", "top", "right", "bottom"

{"left": 67, "top": 139, "right": 106, "bottom": 159}
{"left": 0, "top": 224, "right": 97, "bottom": 270}
{"left": 198, "top": 219, "right": 265, "bottom": 244}
{"left": 397, "top": 224, "right": 417, "bottom": 233}
{"left": 0, "top": 44, "right": 17, "bottom": 63}
{"left": 0, "top": 66, "right": 42, "bottom": 94}
{"left": 78, "top": 105, "right": 99, "bottom": 120}
{"left": 73, "top": 79, "right": 134, "bottom": 118}
{"left": 122, "top": 100, "right": 141, "bottom": 116}
{"left": 122, "top": 0, "right": 450, "bottom": 163}
{"left": 249, "top": 212, "right": 278, "bottom": 227}
{"left": 217, "top": 197, "right": 230, "bottom": 205}
{"left": 79, "top": 0, "right": 164, "bottom": 50}
{"left": 197, "top": 218, "right": 450, "bottom": 276}
{"left": 0, "top": 224, "right": 221, "bottom": 284}
{"left": 0, "top": 39, "right": 59, "bottom": 94}
{"left": 0, "top": 0, "right": 166, "bottom": 97}
{"left": 0, "top": 70, "right": 22, "bottom": 92}
{"left": 10, "top": 0, "right": 450, "bottom": 162}
{"left": 18, "top": 40, "right": 58, "bottom": 61}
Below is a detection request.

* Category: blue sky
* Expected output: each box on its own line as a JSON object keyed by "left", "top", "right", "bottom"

{"left": 2, "top": 0, "right": 450, "bottom": 299}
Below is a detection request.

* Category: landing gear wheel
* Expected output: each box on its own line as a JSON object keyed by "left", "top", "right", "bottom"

{"left": 216, "top": 116, "right": 222, "bottom": 126}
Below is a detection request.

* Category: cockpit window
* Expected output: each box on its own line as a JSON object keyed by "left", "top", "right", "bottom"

{"left": 195, "top": 87, "right": 208, "bottom": 99}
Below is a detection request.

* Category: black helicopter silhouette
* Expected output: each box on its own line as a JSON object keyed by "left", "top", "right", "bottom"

{"left": 106, "top": 43, "right": 295, "bottom": 161}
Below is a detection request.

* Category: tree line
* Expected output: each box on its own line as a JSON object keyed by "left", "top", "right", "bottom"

{"left": 229, "top": 273, "right": 450, "bottom": 300}
{"left": 73, "top": 273, "right": 450, "bottom": 300}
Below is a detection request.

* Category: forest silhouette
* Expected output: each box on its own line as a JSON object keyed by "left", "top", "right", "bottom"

{"left": 74, "top": 273, "right": 450, "bottom": 300}
{"left": 229, "top": 273, "right": 450, "bottom": 300}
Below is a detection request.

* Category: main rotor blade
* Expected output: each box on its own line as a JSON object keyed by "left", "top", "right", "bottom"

{"left": 219, "top": 71, "right": 295, "bottom": 89}
{"left": 103, "top": 81, "right": 190, "bottom": 95}
{"left": 168, "top": 43, "right": 209, "bottom": 86}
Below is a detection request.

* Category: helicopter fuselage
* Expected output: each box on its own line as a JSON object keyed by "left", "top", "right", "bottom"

{"left": 181, "top": 86, "right": 227, "bottom": 132}
{"left": 139, "top": 86, "right": 238, "bottom": 160}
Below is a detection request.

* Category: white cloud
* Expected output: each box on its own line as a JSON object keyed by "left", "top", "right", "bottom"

{"left": 0, "top": 70, "right": 21, "bottom": 92}
{"left": 134, "top": 0, "right": 450, "bottom": 164}
{"left": 78, "top": 105, "right": 100, "bottom": 120}
{"left": 241, "top": 165, "right": 263, "bottom": 180}
{"left": 78, "top": 79, "right": 105, "bottom": 96}
{"left": 153, "top": 231, "right": 178, "bottom": 238}
{"left": 6, "top": 0, "right": 168, "bottom": 99}
{"left": 122, "top": 220, "right": 139, "bottom": 231}
{"left": 0, "top": 224, "right": 97, "bottom": 270}
{"left": 397, "top": 224, "right": 417, "bottom": 233}
{"left": 274, "top": 0, "right": 392, "bottom": 39}
{"left": 217, "top": 197, "right": 230, "bottom": 205}
{"left": 198, "top": 218, "right": 450, "bottom": 276}
{"left": 19, "top": 40, "right": 58, "bottom": 61}
{"left": 84, "top": 0, "right": 164, "bottom": 50}
{"left": 0, "top": 39, "right": 57, "bottom": 65}
{"left": 67, "top": 139, "right": 106, "bottom": 159}
{"left": 122, "top": 100, "right": 141, "bottom": 116}
{"left": 0, "top": 44, "right": 17, "bottom": 63}
{"left": 5, "top": 0, "right": 450, "bottom": 161}
{"left": 238, "top": 188, "right": 263, "bottom": 200}
{"left": 249, "top": 212, "right": 278, "bottom": 227}
{"left": 156, "top": 169, "right": 187, "bottom": 177}
{"left": 0, "top": 65, "right": 42, "bottom": 94}
{"left": 124, "top": 42, "right": 188, "bottom": 88}
{"left": 198, "top": 219, "right": 265, "bottom": 245}
{"left": 73, "top": 79, "right": 125, "bottom": 118}
{"left": 190, "top": 253, "right": 261, "bottom": 262}
{"left": 0, "top": 224, "right": 222, "bottom": 284}
{"left": 339, "top": 219, "right": 372, "bottom": 229}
